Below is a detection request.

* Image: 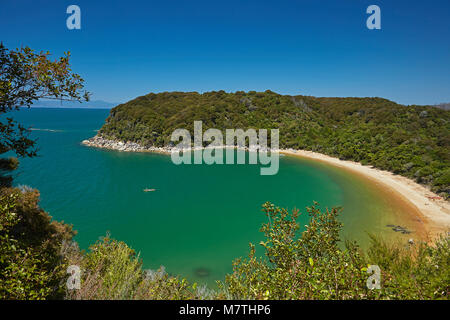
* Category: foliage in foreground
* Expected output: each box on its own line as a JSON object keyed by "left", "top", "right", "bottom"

{"left": 1, "top": 190, "right": 448, "bottom": 300}
{"left": 0, "top": 43, "right": 89, "bottom": 299}
{"left": 65, "top": 235, "right": 205, "bottom": 300}
{"left": 0, "top": 187, "right": 74, "bottom": 299}
{"left": 220, "top": 202, "right": 449, "bottom": 300}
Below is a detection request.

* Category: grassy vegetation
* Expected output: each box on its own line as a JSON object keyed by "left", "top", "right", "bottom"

{"left": 99, "top": 91, "right": 450, "bottom": 198}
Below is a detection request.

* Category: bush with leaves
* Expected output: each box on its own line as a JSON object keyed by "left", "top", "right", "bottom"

{"left": 65, "top": 235, "right": 208, "bottom": 300}
{"left": 0, "top": 43, "right": 89, "bottom": 187}
{"left": 220, "top": 202, "right": 449, "bottom": 300}
{"left": 219, "top": 202, "right": 371, "bottom": 299}
{"left": 0, "top": 187, "right": 74, "bottom": 299}
{"left": 366, "top": 234, "right": 449, "bottom": 299}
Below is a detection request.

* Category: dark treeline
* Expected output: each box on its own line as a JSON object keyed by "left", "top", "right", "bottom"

{"left": 99, "top": 91, "right": 450, "bottom": 198}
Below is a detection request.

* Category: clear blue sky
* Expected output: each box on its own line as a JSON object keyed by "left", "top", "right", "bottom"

{"left": 1, "top": 0, "right": 449, "bottom": 105}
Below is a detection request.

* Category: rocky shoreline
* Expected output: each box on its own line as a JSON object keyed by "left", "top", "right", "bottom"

{"left": 81, "top": 135, "right": 281, "bottom": 154}
{"left": 81, "top": 135, "right": 172, "bottom": 154}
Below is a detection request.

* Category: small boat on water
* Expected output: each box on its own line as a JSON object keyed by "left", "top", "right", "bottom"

{"left": 143, "top": 188, "right": 156, "bottom": 192}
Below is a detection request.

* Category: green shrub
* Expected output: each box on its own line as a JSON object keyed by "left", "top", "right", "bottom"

{"left": 220, "top": 202, "right": 449, "bottom": 300}
{"left": 0, "top": 188, "right": 74, "bottom": 299}
{"left": 65, "top": 235, "right": 203, "bottom": 300}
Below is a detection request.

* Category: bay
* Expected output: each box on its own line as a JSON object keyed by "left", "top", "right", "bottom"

{"left": 10, "top": 107, "right": 412, "bottom": 286}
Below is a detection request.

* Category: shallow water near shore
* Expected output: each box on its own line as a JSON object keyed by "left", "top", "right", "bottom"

{"left": 10, "top": 107, "right": 419, "bottom": 286}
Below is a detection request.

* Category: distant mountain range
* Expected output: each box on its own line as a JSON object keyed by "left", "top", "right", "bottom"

{"left": 31, "top": 99, "right": 117, "bottom": 109}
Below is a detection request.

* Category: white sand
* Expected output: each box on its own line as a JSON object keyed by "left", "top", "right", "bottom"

{"left": 280, "top": 149, "right": 450, "bottom": 240}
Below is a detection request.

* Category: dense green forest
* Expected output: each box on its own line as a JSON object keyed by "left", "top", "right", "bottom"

{"left": 99, "top": 91, "right": 450, "bottom": 198}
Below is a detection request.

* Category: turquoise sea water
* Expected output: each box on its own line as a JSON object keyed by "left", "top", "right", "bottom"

{"left": 9, "top": 108, "right": 411, "bottom": 286}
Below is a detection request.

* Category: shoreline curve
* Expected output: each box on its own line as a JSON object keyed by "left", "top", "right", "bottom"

{"left": 82, "top": 135, "right": 450, "bottom": 241}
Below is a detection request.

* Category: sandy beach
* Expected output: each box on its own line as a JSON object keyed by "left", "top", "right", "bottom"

{"left": 281, "top": 149, "right": 450, "bottom": 241}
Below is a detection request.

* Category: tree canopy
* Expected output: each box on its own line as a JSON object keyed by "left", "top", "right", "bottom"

{"left": 0, "top": 44, "right": 89, "bottom": 186}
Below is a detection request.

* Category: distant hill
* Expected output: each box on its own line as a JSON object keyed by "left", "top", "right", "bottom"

{"left": 434, "top": 103, "right": 450, "bottom": 111}
{"left": 97, "top": 90, "right": 450, "bottom": 197}
{"left": 31, "top": 99, "right": 117, "bottom": 109}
